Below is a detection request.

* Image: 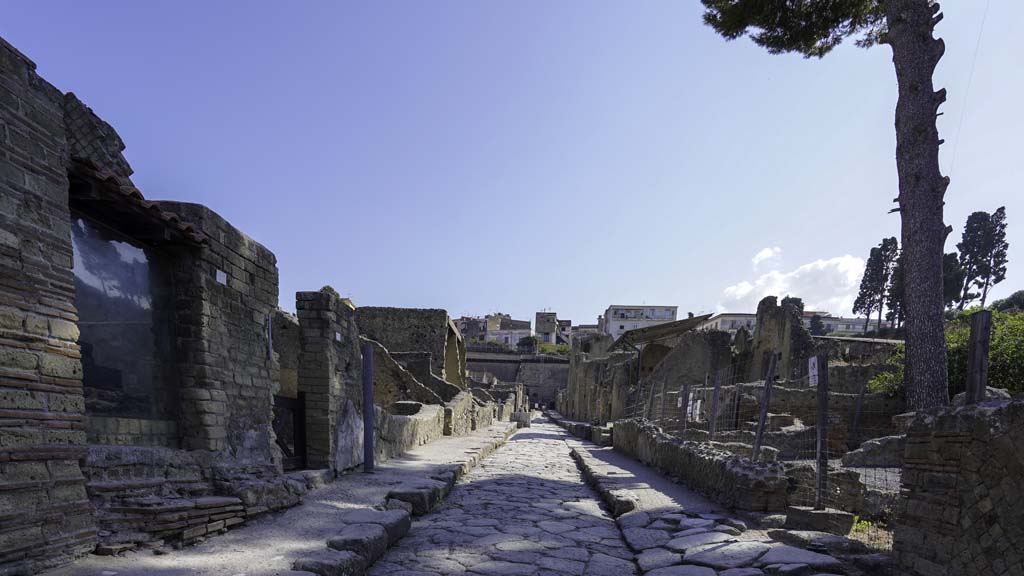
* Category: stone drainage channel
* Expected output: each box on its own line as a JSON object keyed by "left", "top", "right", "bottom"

{"left": 302, "top": 417, "right": 883, "bottom": 576}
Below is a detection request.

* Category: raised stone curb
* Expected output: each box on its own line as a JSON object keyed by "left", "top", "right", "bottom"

{"left": 568, "top": 442, "right": 641, "bottom": 516}
{"left": 292, "top": 421, "right": 517, "bottom": 575}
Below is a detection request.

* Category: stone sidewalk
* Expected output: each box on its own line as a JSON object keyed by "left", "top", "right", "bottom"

{"left": 369, "top": 419, "right": 638, "bottom": 575}
{"left": 558, "top": 418, "right": 892, "bottom": 576}
{"left": 41, "top": 422, "right": 517, "bottom": 576}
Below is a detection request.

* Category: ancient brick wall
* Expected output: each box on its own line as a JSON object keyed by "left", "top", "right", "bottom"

{"left": 157, "top": 201, "right": 280, "bottom": 465}
{"left": 295, "top": 290, "right": 362, "bottom": 470}
{"left": 893, "top": 399, "right": 1024, "bottom": 576}
{"left": 0, "top": 38, "right": 97, "bottom": 573}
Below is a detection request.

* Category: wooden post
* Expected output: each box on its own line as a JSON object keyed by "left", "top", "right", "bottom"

{"left": 751, "top": 354, "right": 777, "bottom": 462}
{"left": 965, "top": 310, "right": 992, "bottom": 405}
{"left": 708, "top": 370, "right": 723, "bottom": 441}
{"left": 731, "top": 366, "right": 743, "bottom": 430}
{"left": 849, "top": 378, "right": 867, "bottom": 450}
{"left": 814, "top": 354, "right": 829, "bottom": 510}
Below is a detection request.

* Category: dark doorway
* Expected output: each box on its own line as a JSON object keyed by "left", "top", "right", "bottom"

{"left": 273, "top": 392, "right": 307, "bottom": 471}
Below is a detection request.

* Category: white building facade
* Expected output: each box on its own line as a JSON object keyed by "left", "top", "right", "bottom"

{"left": 601, "top": 305, "right": 678, "bottom": 341}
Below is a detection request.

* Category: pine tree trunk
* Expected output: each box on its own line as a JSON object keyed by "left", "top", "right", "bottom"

{"left": 884, "top": 0, "right": 949, "bottom": 410}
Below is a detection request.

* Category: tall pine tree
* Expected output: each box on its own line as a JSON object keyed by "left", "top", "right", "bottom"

{"left": 957, "top": 207, "right": 1010, "bottom": 309}
{"left": 700, "top": 0, "right": 952, "bottom": 410}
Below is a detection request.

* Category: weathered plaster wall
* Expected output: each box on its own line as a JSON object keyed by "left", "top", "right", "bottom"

{"left": 894, "top": 399, "right": 1024, "bottom": 576}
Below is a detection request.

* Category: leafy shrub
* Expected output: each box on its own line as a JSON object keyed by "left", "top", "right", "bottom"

{"left": 946, "top": 309, "right": 1024, "bottom": 395}
{"left": 868, "top": 343, "right": 904, "bottom": 397}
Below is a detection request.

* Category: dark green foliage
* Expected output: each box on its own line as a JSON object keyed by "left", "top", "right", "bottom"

{"left": 993, "top": 290, "right": 1024, "bottom": 312}
{"left": 957, "top": 207, "right": 1010, "bottom": 309}
{"left": 886, "top": 254, "right": 905, "bottom": 328}
{"left": 781, "top": 295, "right": 805, "bottom": 315}
{"left": 946, "top": 309, "right": 1024, "bottom": 395}
{"left": 868, "top": 342, "right": 904, "bottom": 397}
{"left": 854, "top": 237, "right": 898, "bottom": 330}
{"left": 943, "top": 252, "right": 966, "bottom": 309}
{"left": 810, "top": 314, "right": 827, "bottom": 336}
{"left": 700, "top": 0, "right": 886, "bottom": 58}
{"left": 517, "top": 336, "right": 538, "bottom": 347}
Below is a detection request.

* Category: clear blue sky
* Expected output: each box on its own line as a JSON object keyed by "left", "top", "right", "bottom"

{"left": 4, "top": 1, "right": 1019, "bottom": 325}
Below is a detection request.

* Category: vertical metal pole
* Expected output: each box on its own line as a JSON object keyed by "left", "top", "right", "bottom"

{"left": 708, "top": 370, "right": 722, "bottom": 441}
{"left": 751, "top": 353, "right": 777, "bottom": 462}
{"left": 814, "top": 353, "right": 829, "bottom": 510}
{"left": 965, "top": 310, "right": 992, "bottom": 404}
{"left": 657, "top": 378, "right": 667, "bottom": 428}
{"left": 680, "top": 382, "right": 691, "bottom": 432}
{"left": 361, "top": 340, "right": 375, "bottom": 473}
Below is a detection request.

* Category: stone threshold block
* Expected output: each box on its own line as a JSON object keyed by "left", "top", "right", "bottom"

{"left": 783, "top": 506, "right": 854, "bottom": 536}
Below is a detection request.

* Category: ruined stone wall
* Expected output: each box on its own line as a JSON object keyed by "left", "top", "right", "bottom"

{"left": 516, "top": 360, "right": 569, "bottom": 408}
{"left": 354, "top": 307, "right": 464, "bottom": 386}
{"left": 0, "top": 38, "right": 97, "bottom": 573}
{"left": 295, "top": 290, "right": 362, "bottom": 471}
{"left": 390, "top": 351, "right": 461, "bottom": 402}
{"left": 363, "top": 338, "right": 444, "bottom": 408}
{"left": 613, "top": 419, "right": 788, "bottom": 512}
{"left": 272, "top": 309, "right": 300, "bottom": 398}
{"left": 744, "top": 296, "right": 814, "bottom": 381}
{"left": 558, "top": 351, "right": 635, "bottom": 425}
{"left": 893, "top": 399, "right": 1024, "bottom": 576}
{"left": 443, "top": 391, "right": 475, "bottom": 436}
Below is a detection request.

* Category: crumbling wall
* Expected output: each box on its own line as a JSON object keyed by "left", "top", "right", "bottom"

{"left": 517, "top": 360, "right": 569, "bottom": 408}
{"left": 894, "top": 399, "right": 1024, "bottom": 576}
{"left": 363, "top": 338, "right": 444, "bottom": 407}
{"left": 558, "top": 350, "right": 635, "bottom": 425}
{"left": 744, "top": 296, "right": 814, "bottom": 381}
{"left": 272, "top": 309, "right": 300, "bottom": 398}
{"left": 354, "top": 307, "right": 465, "bottom": 386}
{"left": 0, "top": 38, "right": 97, "bottom": 572}
{"left": 613, "top": 419, "right": 788, "bottom": 511}
{"left": 443, "top": 391, "right": 475, "bottom": 436}
{"left": 390, "top": 351, "right": 461, "bottom": 402}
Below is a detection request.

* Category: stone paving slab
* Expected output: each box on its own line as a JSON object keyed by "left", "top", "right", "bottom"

{"left": 40, "top": 422, "right": 517, "bottom": 576}
{"left": 368, "top": 419, "right": 639, "bottom": 575}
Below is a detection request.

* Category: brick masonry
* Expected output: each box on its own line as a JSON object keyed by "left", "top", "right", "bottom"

{"left": 893, "top": 399, "right": 1024, "bottom": 576}
{"left": 0, "top": 38, "right": 98, "bottom": 573}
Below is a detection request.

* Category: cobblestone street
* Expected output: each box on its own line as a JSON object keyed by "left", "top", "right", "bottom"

{"left": 370, "top": 420, "right": 637, "bottom": 576}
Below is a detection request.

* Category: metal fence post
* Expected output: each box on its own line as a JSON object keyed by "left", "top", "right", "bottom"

{"left": 708, "top": 370, "right": 722, "bottom": 441}
{"left": 751, "top": 353, "right": 777, "bottom": 462}
{"left": 361, "top": 340, "right": 375, "bottom": 473}
{"left": 965, "top": 310, "right": 992, "bottom": 404}
{"left": 680, "top": 382, "right": 691, "bottom": 432}
{"left": 813, "top": 354, "right": 829, "bottom": 510}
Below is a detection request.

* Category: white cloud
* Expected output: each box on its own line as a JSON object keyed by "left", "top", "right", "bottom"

{"left": 751, "top": 246, "right": 782, "bottom": 268}
{"left": 719, "top": 255, "right": 865, "bottom": 316}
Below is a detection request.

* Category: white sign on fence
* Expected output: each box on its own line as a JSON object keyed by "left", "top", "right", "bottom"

{"left": 808, "top": 356, "right": 818, "bottom": 388}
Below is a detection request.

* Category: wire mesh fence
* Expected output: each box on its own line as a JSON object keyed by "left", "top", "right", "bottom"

{"left": 623, "top": 341, "right": 904, "bottom": 551}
